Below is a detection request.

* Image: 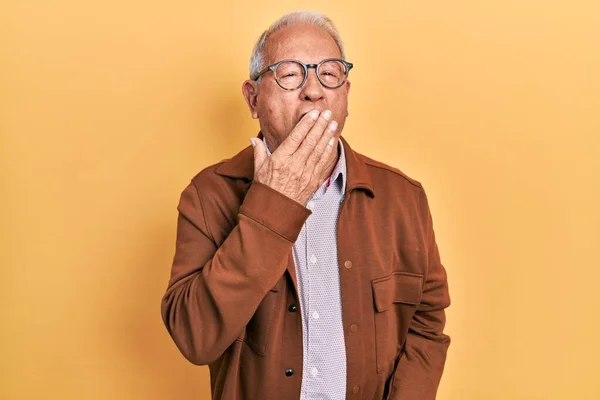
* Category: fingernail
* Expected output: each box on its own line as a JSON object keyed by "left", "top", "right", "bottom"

{"left": 250, "top": 138, "right": 256, "bottom": 147}
{"left": 322, "top": 110, "right": 332, "bottom": 121}
{"left": 309, "top": 110, "right": 319, "bottom": 120}
{"left": 328, "top": 137, "right": 335, "bottom": 146}
{"left": 328, "top": 121, "right": 338, "bottom": 131}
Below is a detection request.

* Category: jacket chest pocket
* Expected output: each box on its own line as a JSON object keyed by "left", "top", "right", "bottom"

{"left": 243, "top": 279, "right": 284, "bottom": 356}
{"left": 371, "top": 271, "right": 423, "bottom": 374}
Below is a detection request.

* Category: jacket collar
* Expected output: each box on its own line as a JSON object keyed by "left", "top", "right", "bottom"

{"left": 214, "top": 133, "right": 374, "bottom": 197}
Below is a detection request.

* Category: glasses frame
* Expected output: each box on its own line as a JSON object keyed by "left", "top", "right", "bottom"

{"left": 252, "top": 58, "right": 354, "bottom": 90}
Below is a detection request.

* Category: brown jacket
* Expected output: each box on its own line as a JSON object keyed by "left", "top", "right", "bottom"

{"left": 161, "top": 137, "right": 450, "bottom": 400}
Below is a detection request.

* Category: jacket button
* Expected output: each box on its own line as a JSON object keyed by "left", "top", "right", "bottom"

{"left": 350, "top": 324, "right": 358, "bottom": 333}
{"left": 285, "top": 368, "right": 294, "bottom": 377}
{"left": 344, "top": 260, "right": 353, "bottom": 269}
{"left": 288, "top": 304, "right": 297, "bottom": 312}
{"left": 352, "top": 385, "right": 360, "bottom": 394}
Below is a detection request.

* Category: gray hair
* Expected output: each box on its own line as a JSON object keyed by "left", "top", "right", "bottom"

{"left": 249, "top": 11, "right": 346, "bottom": 80}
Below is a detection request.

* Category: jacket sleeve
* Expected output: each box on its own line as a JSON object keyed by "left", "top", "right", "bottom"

{"left": 161, "top": 180, "right": 310, "bottom": 365}
{"left": 388, "top": 188, "right": 451, "bottom": 400}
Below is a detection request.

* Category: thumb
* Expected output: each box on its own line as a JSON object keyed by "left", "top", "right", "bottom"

{"left": 250, "top": 138, "right": 268, "bottom": 174}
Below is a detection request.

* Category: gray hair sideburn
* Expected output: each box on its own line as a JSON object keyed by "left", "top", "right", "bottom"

{"left": 249, "top": 11, "right": 346, "bottom": 80}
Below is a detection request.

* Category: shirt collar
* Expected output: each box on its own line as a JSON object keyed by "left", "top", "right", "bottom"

{"left": 214, "top": 133, "right": 374, "bottom": 197}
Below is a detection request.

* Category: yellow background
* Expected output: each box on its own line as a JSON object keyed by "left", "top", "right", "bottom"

{"left": 2, "top": 1, "right": 599, "bottom": 399}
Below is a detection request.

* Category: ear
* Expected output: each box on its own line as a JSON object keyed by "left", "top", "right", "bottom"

{"left": 242, "top": 80, "right": 260, "bottom": 119}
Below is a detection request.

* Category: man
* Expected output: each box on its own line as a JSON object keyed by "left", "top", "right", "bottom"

{"left": 161, "top": 11, "right": 450, "bottom": 400}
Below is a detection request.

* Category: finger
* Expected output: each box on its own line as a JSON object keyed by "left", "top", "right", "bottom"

{"left": 308, "top": 120, "right": 339, "bottom": 176}
{"left": 305, "top": 120, "right": 338, "bottom": 167}
{"left": 294, "top": 109, "right": 333, "bottom": 160}
{"left": 276, "top": 110, "right": 320, "bottom": 156}
{"left": 250, "top": 137, "right": 268, "bottom": 175}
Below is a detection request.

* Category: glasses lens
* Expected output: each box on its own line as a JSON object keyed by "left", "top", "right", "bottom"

{"left": 275, "top": 61, "right": 305, "bottom": 89}
{"left": 318, "top": 60, "right": 347, "bottom": 88}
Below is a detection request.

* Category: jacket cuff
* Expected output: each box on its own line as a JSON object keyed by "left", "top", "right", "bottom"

{"left": 239, "top": 182, "right": 311, "bottom": 243}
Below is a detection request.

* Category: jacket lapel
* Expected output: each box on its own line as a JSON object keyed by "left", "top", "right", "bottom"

{"left": 213, "top": 134, "right": 374, "bottom": 295}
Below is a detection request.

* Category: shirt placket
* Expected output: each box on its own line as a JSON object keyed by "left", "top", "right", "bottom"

{"left": 305, "top": 186, "right": 328, "bottom": 396}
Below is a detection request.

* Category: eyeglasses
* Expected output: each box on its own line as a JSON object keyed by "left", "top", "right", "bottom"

{"left": 252, "top": 58, "right": 354, "bottom": 90}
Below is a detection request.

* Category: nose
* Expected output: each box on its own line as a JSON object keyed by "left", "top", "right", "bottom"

{"left": 299, "top": 68, "right": 325, "bottom": 102}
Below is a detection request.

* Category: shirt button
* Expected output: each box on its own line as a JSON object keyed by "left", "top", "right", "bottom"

{"left": 350, "top": 324, "right": 358, "bottom": 333}
{"left": 285, "top": 368, "right": 294, "bottom": 377}
{"left": 288, "top": 304, "right": 297, "bottom": 312}
{"left": 352, "top": 385, "right": 360, "bottom": 394}
{"left": 310, "top": 255, "right": 317, "bottom": 264}
{"left": 310, "top": 367, "right": 319, "bottom": 377}
{"left": 307, "top": 200, "right": 315, "bottom": 210}
{"left": 312, "top": 311, "right": 319, "bottom": 319}
{"left": 344, "top": 260, "right": 353, "bottom": 269}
